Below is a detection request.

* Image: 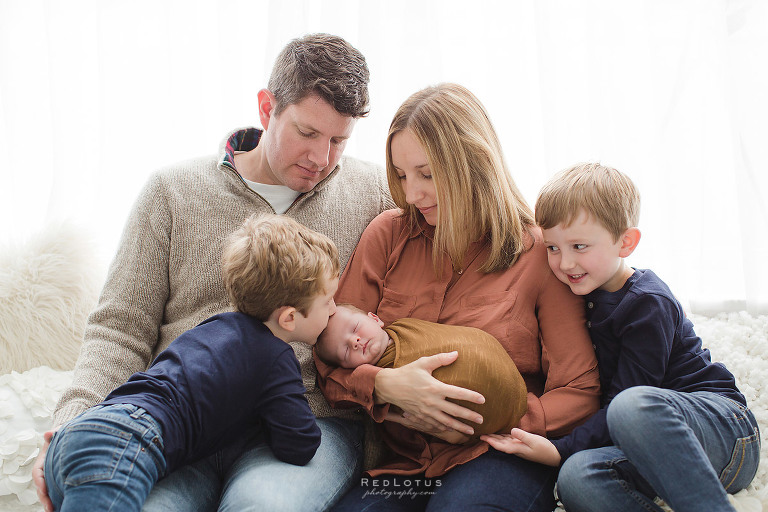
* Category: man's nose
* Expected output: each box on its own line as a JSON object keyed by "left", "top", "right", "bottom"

{"left": 308, "top": 138, "right": 330, "bottom": 168}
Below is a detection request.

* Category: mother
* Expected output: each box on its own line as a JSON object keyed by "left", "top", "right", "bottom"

{"left": 316, "top": 83, "right": 600, "bottom": 511}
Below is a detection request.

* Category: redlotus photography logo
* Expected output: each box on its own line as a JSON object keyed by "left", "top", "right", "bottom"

{"left": 360, "top": 478, "right": 442, "bottom": 500}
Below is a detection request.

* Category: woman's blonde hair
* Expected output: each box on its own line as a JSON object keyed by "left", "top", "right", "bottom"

{"left": 535, "top": 162, "right": 641, "bottom": 242}
{"left": 221, "top": 214, "right": 340, "bottom": 321}
{"left": 386, "top": 83, "right": 534, "bottom": 274}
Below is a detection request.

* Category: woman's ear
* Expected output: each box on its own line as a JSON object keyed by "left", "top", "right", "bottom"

{"left": 257, "top": 89, "right": 277, "bottom": 131}
{"left": 619, "top": 227, "right": 641, "bottom": 258}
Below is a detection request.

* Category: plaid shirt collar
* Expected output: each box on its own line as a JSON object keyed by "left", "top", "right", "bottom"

{"left": 220, "top": 128, "right": 262, "bottom": 170}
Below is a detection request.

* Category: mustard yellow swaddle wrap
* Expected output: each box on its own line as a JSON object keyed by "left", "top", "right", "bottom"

{"left": 378, "top": 318, "right": 527, "bottom": 440}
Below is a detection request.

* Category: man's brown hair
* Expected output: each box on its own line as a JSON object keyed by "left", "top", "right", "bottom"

{"left": 268, "top": 33, "right": 370, "bottom": 118}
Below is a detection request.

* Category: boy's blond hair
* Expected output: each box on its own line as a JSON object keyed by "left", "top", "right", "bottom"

{"left": 221, "top": 214, "right": 340, "bottom": 321}
{"left": 386, "top": 83, "right": 535, "bottom": 275}
{"left": 535, "top": 162, "right": 641, "bottom": 242}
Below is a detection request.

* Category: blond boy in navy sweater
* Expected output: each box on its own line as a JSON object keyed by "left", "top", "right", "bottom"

{"left": 482, "top": 163, "right": 759, "bottom": 512}
{"left": 43, "top": 214, "right": 338, "bottom": 511}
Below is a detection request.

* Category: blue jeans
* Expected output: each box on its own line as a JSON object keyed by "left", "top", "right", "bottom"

{"left": 142, "top": 417, "right": 364, "bottom": 511}
{"left": 331, "top": 448, "right": 557, "bottom": 511}
{"left": 557, "top": 387, "right": 761, "bottom": 512}
{"left": 44, "top": 404, "right": 166, "bottom": 512}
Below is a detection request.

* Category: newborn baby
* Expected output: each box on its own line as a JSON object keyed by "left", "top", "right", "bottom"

{"left": 315, "top": 304, "right": 528, "bottom": 440}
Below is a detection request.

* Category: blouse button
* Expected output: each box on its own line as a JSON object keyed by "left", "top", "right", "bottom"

{"left": 587, "top": 301, "right": 594, "bottom": 309}
{"left": 586, "top": 321, "right": 592, "bottom": 328}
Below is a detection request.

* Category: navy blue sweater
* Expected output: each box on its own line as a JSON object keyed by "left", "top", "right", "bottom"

{"left": 102, "top": 312, "right": 321, "bottom": 472}
{"left": 551, "top": 269, "right": 744, "bottom": 461}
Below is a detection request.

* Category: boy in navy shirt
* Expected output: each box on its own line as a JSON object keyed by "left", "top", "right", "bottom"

{"left": 482, "top": 163, "right": 760, "bottom": 512}
{"left": 43, "top": 214, "right": 338, "bottom": 511}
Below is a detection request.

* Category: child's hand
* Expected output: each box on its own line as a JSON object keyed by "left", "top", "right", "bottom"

{"left": 481, "top": 428, "right": 561, "bottom": 467}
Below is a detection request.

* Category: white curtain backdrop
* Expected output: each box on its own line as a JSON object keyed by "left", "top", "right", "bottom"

{"left": 1, "top": 0, "right": 767, "bottom": 314}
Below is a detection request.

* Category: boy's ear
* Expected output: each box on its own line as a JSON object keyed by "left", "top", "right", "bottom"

{"left": 257, "top": 89, "right": 277, "bottom": 131}
{"left": 619, "top": 227, "right": 641, "bottom": 258}
{"left": 276, "top": 306, "right": 298, "bottom": 332}
{"left": 368, "top": 312, "right": 384, "bottom": 327}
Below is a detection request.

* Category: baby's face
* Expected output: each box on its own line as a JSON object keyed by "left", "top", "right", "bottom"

{"left": 321, "top": 307, "right": 390, "bottom": 368}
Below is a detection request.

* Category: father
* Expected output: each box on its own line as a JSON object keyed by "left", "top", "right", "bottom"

{"left": 33, "top": 33, "right": 393, "bottom": 511}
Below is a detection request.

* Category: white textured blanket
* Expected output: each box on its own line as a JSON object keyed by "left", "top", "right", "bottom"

{"left": 1, "top": 313, "right": 766, "bottom": 511}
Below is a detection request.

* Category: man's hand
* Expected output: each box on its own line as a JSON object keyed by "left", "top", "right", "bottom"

{"left": 481, "top": 428, "right": 561, "bottom": 467}
{"left": 33, "top": 429, "right": 57, "bottom": 512}
{"left": 374, "top": 351, "right": 485, "bottom": 435}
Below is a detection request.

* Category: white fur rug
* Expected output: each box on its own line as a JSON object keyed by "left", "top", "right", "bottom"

{"left": 0, "top": 223, "right": 101, "bottom": 374}
{"left": 0, "top": 313, "right": 765, "bottom": 511}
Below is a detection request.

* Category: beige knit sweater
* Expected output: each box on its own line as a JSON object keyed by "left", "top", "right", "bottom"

{"left": 54, "top": 129, "right": 393, "bottom": 427}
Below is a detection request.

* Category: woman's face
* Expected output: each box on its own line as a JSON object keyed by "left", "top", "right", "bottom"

{"left": 390, "top": 129, "right": 439, "bottom": 226}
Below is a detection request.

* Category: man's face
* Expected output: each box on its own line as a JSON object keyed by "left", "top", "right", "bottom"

{"left": 258, "top": 93, "right": 357, "bottom": 193}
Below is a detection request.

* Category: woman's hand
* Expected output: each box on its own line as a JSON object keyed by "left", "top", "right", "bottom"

{"left": 374, "top": 351, "right": 485, "bottom": 435}
{"left": 481, "top": 428, "right": 561, "bottom": 467}
{"left": 430, "top": 429, "right": 470, "bottom": 444}
{"left": 385, "top": 410, "right": 470, "bottom": 444}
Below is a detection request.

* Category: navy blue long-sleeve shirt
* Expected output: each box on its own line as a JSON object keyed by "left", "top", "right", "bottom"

{"left": 102, "top": 312, "right": 321, "bottom": 472}
{"left": 551, "top": 269, "right": 745, "bottom": 461}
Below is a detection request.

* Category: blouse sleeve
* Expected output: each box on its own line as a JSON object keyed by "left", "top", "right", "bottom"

{"left": 522, "top": 269, "right": 601, "bottom": 437}
{"left": 314, "top": 210, "right": 400, "bottom": 421}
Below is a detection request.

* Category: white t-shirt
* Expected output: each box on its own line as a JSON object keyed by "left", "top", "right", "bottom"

{"left": 243, "top": 179, "right": 301, "bottom": 214}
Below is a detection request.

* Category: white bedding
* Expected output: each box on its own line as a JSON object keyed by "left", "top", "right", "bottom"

{"left": 1, "top": 313, "right": 766, "bottom": 511}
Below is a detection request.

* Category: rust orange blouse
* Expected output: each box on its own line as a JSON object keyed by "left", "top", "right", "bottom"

{"left": 315, "top": 209, "right": 600, "bottom": 477}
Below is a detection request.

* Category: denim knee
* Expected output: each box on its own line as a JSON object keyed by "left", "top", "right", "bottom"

{"left": 557, "top": 450, "right": 600, "bottom": 511}
{"left": 606, "top": 386, "right": 663, "bottom": 437}
{"left": 557, "top": 447, "right": 656, "bottom": 512}
{"left": 557, "top": 450, "right": 589, "bottom": 498}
